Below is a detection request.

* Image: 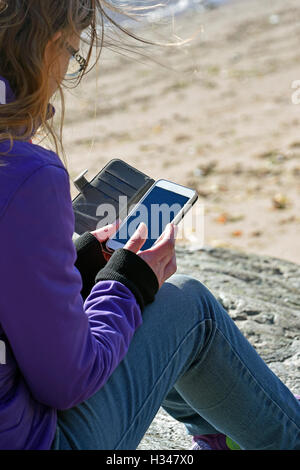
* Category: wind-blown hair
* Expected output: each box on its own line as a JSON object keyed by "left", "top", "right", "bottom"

{"left": 0, "top": 0, "right": 157, "bottom": 162}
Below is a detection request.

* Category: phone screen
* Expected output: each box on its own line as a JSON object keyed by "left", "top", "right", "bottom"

{"left": 110, "top": 186, "right": 190, "bottom": 251}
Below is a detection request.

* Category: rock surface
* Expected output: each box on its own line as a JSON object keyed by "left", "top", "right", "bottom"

{"left": 138, "top": 247, "right": 300, "bottom": 450}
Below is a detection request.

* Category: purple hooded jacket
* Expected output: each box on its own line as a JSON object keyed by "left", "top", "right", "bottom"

{"left": 0, "top": 77, "right": 159, "bottom": 450}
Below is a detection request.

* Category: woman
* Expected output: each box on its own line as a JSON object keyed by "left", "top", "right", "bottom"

{"left": 0, "top": 0, "right": 299, "bottom": 451}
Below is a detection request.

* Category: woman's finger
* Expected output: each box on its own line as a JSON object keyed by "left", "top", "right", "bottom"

{"left": 91, "top": 219, "right": 121, "bottom": 242}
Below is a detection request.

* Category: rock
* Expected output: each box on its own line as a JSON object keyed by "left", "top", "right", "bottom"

{"left": 138, "top": 247, "right": 300, "bottom": 450}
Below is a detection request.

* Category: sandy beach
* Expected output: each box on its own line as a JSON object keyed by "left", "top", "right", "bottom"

{"left": 52, "top": 0, "right": 300, "bottom": 264}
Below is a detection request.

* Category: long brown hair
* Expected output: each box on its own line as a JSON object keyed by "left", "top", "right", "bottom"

{"left": 0, "top": 0, "right": 167, "bottom": 165}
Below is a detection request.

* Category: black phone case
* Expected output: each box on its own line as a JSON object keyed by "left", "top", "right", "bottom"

{"left": 72, "top": 158, "right": 155, "bottom": 235}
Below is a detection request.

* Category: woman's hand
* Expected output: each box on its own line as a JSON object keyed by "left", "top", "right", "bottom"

{"left": 124, "top": 222, "right": 178, "bottom": 289}
{"left": 90, "top": 220, "right": 120, "bottom": 262}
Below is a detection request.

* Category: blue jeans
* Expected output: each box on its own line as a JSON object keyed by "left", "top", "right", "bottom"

{"left": 51, "top": 274, "right": 300, "bottom": 450}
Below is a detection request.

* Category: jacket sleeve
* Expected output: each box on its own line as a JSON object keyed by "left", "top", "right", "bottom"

{"left": 0, "top": 163, "right": 158, "bottom": 410}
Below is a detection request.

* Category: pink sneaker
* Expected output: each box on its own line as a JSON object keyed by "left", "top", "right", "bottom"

{"left": 191, "top": 433, "right": 231, "bottom": 450}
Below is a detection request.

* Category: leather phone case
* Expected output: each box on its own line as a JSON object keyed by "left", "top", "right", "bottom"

{"left": 72, "top": 158, "right": 155, "bottom": 236}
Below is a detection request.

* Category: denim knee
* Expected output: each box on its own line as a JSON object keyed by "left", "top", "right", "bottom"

{"left": 167, "top": 273, "right": 211, "bottom": 297}
{"left": 165, "top": 273, "right": 224, "bottom": 324}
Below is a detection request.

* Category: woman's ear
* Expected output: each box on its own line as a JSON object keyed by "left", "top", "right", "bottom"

{"left": 50, "top": 31, "right": 63, "bottom": 45}
{"left": 45, "top": 31, "right": 63, "bottom": 58}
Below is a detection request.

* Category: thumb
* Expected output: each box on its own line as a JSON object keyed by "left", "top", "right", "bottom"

{"left": 124, "top": 222, "right": 148, "bottom": 254}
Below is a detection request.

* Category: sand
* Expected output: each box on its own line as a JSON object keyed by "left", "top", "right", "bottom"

{"left": 54, "top": 0, "right": 300, "bottom": 264}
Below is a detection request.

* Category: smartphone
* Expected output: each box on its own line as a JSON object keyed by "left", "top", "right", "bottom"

{"left": 106, "top": 179, "right": 198, "bottom": 253}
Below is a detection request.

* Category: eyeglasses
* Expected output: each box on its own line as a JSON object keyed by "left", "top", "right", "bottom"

{"left": 65, "top": 43, "right": 87, "bottom": 78}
